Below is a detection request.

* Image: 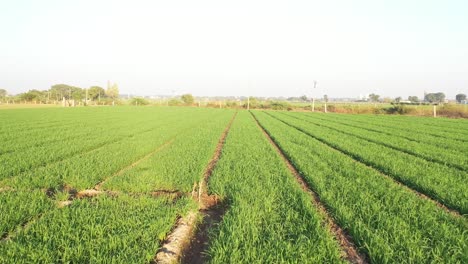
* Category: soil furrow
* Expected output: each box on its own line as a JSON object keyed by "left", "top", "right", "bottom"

{"left": 154, "top": 111, "right": 237, "bottom": 264}
{"left": 251, "top": 111, "right": 367, "bottom": 264}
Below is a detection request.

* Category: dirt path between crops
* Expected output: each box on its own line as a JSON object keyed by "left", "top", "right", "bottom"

{"left": 251, "top": 111, "right": 368, "bottom": 264}
{"left": 154, "top": 112, "right": 237, "bottom": 264}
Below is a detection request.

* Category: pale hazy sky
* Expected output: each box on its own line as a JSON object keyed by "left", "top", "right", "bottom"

{"left": 0, "top": 0, "right": 467, "bottom": 98}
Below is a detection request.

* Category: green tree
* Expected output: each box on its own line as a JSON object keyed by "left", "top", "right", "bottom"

{"left": 181, "top": 94, "right": 194, "bottom": 105}
{"left": 71, "top": 88, "right": 84, "bottom": 101}
{"left": 369, "top": 93, "right": 380, "bottom": 102}
{"left": 455, "top": 93, "right": 466, "bottom": 103}
{"left": 299, "top": 95, "right": 308, "bottom": 102}
{"left": 130, "top": 97, "right": 149, "bottom": 106}
{"left": 323, "top": 94, "right": 328, "bottom": 102}
{"left": 88, "top": 86, "right": 105, "bottom": 100}
{"left": 394, "top": 97, "right": 402, "bottom": 103}
{"left": 408, "top": 96, "right": 419, "bottom": 103}
{"left": 106, "top": 83, "right": 119, "bottom": 101}
{"left": 0, "top": 89, "right": 6, "bottom": 99}
{"left": 424, "top": 92, "right": 445, "bottom": 103}
{"left": 50, "top": 84, "right": 81, "bottom": 100}
{"left": 19, "top": 90, "right": 46, "bottom": 102}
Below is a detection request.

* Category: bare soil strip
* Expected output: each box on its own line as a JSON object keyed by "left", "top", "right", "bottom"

{"left": 251, "top": 112, "right": 367, "bottom": 264}
{"left": 154, "top": 112, "right": 237, "bottom": 264}
{"left": 266, "top": 112, "right": 464, "bottom": 218}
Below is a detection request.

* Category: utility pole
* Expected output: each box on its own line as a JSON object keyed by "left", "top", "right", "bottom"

{"left": 324, "top": 94, "right": 328, "bottom": 113}
{"left": 311, "top": 80, "right": 317, "bottom": 112}
{"left": 247, "top": 96, "right": 250, "bottom": 110}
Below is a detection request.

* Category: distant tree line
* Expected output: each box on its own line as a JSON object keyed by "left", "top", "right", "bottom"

{"left": 0, "top": 83, "right": 120, "bottom": 105}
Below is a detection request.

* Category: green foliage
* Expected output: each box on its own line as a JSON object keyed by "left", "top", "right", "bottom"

{"left": 88, "top": 86, "right": 105, "bottom": 100}
{"left": 0, "top": 107, "right": 466, "bottom": 263}
{"left": 269, "top": 101, "right": 290, "bottom": 110}
{"left": 408, "top": 96, "right": 419, "bottom": 102}
{"left": 456, "top": 93, "right": 466, "bottom": 103}
{"left": 384, "top": 105, "right": 414, "bottom": 114}
{"left": 0, "top": 195, "right": 194, "bottom": 263}
{"left": 129, "top": 97, "right": 150, "bottom": 105}
{"left": 268, "top": 111, "right": 468, "bottom": 214}
{"left": 50, "top": 84, "right": 82, "bottom": 100}
{"left": 168, "top": 99, "right": 182, "bottom": 106}
{"left": 0, "top": 190, "right": 54, "bottom": 237}
{"left": 254, "top": 111, "right": 467, "bottom": 263}
{"left": 425, "top": 92, "right": 445, "bottom": 103}
{"left": 18, "top": 90, "right": 46, "bottom": 102}
{"left": 106, "top": 82, "right": 119, "bottom": 99}
{"left": 369, "top": 93, "right": 380, "bottom": 102}
{"left": 180, "top": 94, "right": 194, "bottom": 105}
{"left": 207, "top": 112, "right": 344, "bottom": 263}
{"left": 0, "top": 89, "right": 7, "bottom": 98}
{"left": 102, "top": 110, "right": 233, "bottom": 193}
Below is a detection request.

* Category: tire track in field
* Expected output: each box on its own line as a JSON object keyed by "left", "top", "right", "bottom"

{"left": 155, "top": 111, "right": 237, "bottom": 264}
{"left": 264, "top": 111, "right": 464, "bottom": 217}
{"left": 251, "top": 111, "right": 367, "bottom": 264}
{"left": 281, "top": 112, "right": 467, "bottom": 172}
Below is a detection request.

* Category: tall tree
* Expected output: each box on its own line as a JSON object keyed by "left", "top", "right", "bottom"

{"left": 455, "top": 93, "right": 466, "bottom": 103}
{"left": 299, "top": 95, "right": 308, "bottom": 102}
{"left": 106, "top": 83, "right": 119, "bottom": 100}
{"left": 0, "top": 89, "right": 7, "bottom": 100}
{"left": 88, "top": 86, "right": 105, "bottom": 100}
{"left": 408, "top": 96, "right": 419, "bottom": 103}
{"left": 181, "top": 94, "right": 194, "bottom": 105}
{"left": 19, "top": 90, "right": 46, "bottom": 102}
{"left": 424, "top": 92, "right": 445, "bottom": 103}
{"left": 369, "top": 93, "right": 380, "bottom": 102}
{"left": 50, "top": 84, "right": 81, "bottom": 100}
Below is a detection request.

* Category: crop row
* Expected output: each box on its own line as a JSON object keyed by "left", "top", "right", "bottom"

{"left": 329, "top": 113, "right": 468, "bottom": 142}
{"left": 298, "top": 112, "right": 468, "bottom": 154}
{"left": 205, "top": 111, "right": 345, "bottom": 263}
{"left": 101, "top": 111, "right": 235, "bottom": 193}
{"left": 0, "top": 193, "right": 195, "bottom": 263}
{"left": 283, "top": 112, "right": 467, "bottom": 171}
{"left": 253, "top": 111, "right": 467, "bottom": 263}
{"left": 266, "top": 111, "right": 468, "bottom": 214}
{"left": 0, "top": 108, "right": 124, "bottom": 139}
{"left": 0, "top": 109, "right": 232, "bottom": 191}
